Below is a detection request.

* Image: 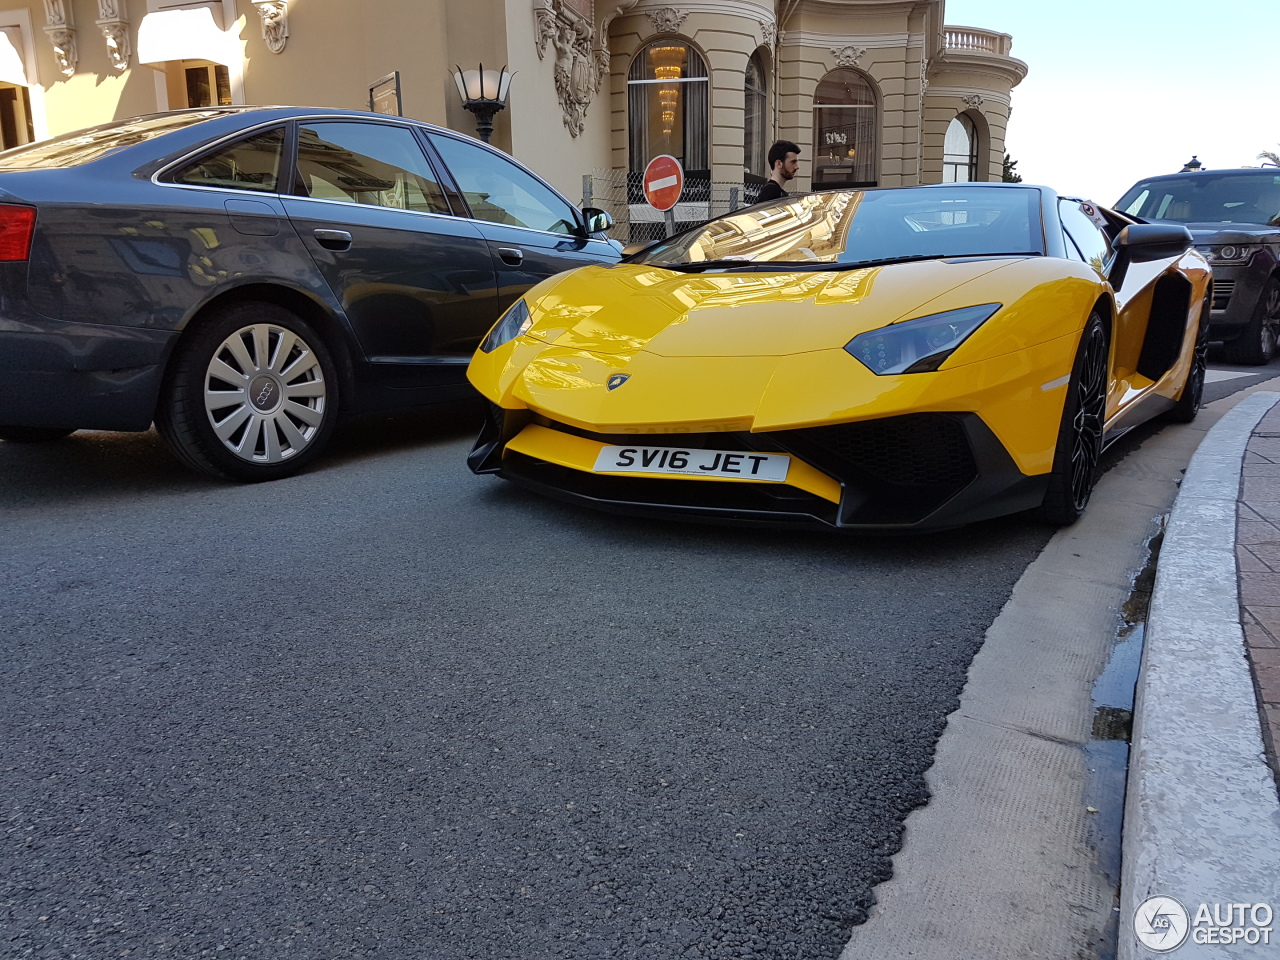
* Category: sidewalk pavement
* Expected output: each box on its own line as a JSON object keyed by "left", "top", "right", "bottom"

{"left": 1235, "top": 406, "right": 1280, "bottom": 779}
{"left": 1120, "top": 390, "right": 1280, "bottom": 960}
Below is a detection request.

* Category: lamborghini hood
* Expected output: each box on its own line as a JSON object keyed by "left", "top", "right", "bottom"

{"left": 521, "top": 258, "right": 1024, "bottom": 358}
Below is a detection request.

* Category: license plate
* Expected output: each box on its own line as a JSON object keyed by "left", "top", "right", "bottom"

{"left": 592, "top": 445, "right": 790, "bottom": 482}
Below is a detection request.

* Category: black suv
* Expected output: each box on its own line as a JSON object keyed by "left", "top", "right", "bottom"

{"left": 1117, "top": 169, "right": 1280, "bottom": 364}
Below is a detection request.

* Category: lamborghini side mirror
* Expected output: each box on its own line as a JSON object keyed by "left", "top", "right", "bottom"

{"left": 1109, "top": 223, "right": 1194, "bottom": 288}
{"left": 1115, "top": 223, "right": 1193, "bottom": 263}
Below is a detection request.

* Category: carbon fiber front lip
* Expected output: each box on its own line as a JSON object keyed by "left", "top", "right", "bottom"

{"left": 472, "top": 407, "right": 1052, "bottom": 532}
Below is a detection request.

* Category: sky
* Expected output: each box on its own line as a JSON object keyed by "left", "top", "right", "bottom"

{"left": 942, "top": 0, "right": 1278, "bottom": 205}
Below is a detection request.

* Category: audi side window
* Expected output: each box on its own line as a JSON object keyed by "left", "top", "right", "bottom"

{"left": 429, "top": 134, "right": 580, "bottom": 236}
{"left": 294, "top": 121, "right": 451, "bottom": 215}
{"left": 171, "top": 126, "right": 284, "bottom": 192}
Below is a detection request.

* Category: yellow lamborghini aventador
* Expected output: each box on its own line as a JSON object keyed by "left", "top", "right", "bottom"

{"left": 466, "top": 184, "right": 1209, "bottom": 532}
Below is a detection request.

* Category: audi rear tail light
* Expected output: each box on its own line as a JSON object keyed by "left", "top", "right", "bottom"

{"left": 0, "top": 204, "right": 36, "bottom": 261}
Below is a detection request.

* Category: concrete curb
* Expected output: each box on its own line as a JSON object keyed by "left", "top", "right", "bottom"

{"left": 1120, "top": 392, "right": 1280, "bottom": 959}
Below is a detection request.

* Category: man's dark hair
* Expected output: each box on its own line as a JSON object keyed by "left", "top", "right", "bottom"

{"left": 768, "top": 140, "right": 801, "bottom": 170}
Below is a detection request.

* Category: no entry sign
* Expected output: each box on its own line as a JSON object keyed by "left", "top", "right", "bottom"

{"left": 643, "top": 155, "right": 683, "bottom": 212}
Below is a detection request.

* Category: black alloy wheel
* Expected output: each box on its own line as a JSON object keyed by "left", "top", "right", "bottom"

{"left": 156, "top": 302, "right": 341, "bottom": 482}
{"left": 1224, "top": 277, "right": 1280, "bottom": 366}
{"left": 1168, "top": 292, "right": 1211, "bottom": 424}
{"left": 1037, "top": 313, "right": 1109, "bottom": 525}
{"left": 0, "top": 426, "right": 76, "bottom": 442}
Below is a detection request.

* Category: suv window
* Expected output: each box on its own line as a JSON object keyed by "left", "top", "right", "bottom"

{"left": 430, "top": 134, "right": 579, "bottom": 236}
{"left": 1059, "top": 200, "right": 1112, "bottom": 275}
{"left": 0, "top": 110, "right": 232, "bottom": 169}
{"left": 295, "top": 121, "right": 450, "bottom": 215}
{"left": 171, "top": 126, "right": 283, "bottom": 192}
{"left": 1117, "top": 173, "right": 1280, "bottom": 226}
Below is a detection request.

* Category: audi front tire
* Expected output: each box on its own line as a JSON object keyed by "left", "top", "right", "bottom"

{"left": 157, "top": 302, "right": 340, "bottom": 482}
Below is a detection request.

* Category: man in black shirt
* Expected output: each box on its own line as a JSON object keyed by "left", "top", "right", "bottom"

{"left": 756, "top": 140, "right": 800, "bottom": 203}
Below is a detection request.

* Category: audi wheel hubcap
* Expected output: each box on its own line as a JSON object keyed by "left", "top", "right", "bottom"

{"left": 204, "top": 323, "right": 326, "bottom": 463}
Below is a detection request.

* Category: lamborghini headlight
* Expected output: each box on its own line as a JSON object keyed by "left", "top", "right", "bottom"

{"left": 845, "top": 303, "right": 1001, "bottom": 375}
{"left": 481, "top": 299, "right": 533, "bottom": 353}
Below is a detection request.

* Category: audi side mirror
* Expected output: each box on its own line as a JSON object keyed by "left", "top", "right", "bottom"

{"left": 582, "top": 207, "right": 613, "bottom": 235}
{"left": 1109, "top": 223, "right": 1194, "bottom": 287}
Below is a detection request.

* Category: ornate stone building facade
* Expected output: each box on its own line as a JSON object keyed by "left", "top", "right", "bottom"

{"left": 0, "top": 0, "right": 1025, "bottom": 202}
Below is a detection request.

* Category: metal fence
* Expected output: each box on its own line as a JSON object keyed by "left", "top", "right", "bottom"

{"left": 581, "top": 171, "right": 765, "bottom": 245}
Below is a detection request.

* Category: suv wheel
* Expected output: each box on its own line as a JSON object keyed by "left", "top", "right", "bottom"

{"left": 1224, "top": 277, "right": 1280, "bottom": 366}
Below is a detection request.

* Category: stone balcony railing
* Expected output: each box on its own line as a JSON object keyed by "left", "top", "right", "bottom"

{"left": 942, "top": 25, "right": 1013, "bottom": 57}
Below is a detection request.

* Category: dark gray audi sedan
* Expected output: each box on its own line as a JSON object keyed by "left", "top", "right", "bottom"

{"left": 0, "top": 106, "right": 620, "bottom": 480}
{"left": 1117, "top": 168, "right": 1280, "bottom": 364}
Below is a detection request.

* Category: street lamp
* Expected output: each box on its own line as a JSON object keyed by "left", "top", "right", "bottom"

{"left": 1181, "top": 155, "right": 1203, "bottom": 172}
{"left": 452, "top": 64, "right": 514, "bottom": 144}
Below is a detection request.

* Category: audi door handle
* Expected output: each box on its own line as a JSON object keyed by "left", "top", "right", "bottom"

{"left": 498, "top": 247, "right": 524, "bottom": 265}
{"left": 313, "top": 228, "right": 353, "bottom": 250}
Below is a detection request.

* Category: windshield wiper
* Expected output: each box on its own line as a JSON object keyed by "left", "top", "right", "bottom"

{"left": 647, "top": 258, "right": 767, "bottom": 273}
{"left": 648, "top": 252, "right": 1040, "bottom": 273}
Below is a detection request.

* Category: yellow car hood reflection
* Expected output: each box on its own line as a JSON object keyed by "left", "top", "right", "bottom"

{"left": 525, "top": 259, "right": 1020, "bottom": 357}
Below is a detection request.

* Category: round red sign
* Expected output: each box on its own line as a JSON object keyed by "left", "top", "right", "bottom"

{"left": 642, "top": 155, "right": 684, "bottom": 212}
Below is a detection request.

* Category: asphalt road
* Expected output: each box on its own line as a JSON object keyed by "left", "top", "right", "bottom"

{"left": 2, "top": 355, "right": 1273, "bottom": 960}
{"left": 1, "top": 402, "right": 1057, "bottom": 960}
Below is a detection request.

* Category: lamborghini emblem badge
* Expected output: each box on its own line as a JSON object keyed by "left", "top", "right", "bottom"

{"left": 607, "top": 374, "right": 631, "bottom": 391}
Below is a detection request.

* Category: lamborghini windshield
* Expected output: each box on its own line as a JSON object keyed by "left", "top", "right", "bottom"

{"left": 632, "top": 185, "right": 1043, "bottom": 271}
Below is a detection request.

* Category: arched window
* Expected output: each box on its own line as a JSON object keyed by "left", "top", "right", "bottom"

{"left": 628, "top": 40, "right": 709, "bottom": 178}
{"left": 943, "top": 114, "right": 979, "bottom": 182}
{"left": 811, "top": 69, "right": 877, "bottom": 190}
{"left": 743, "top": 52, "right": 767, "bottom": 180}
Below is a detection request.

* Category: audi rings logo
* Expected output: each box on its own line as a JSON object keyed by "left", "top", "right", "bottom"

{"left": 256, "top": 382, "right": 275, "bottom": 405}
{"left": 1134, "top": 897, "right": 1190, "bottom": 952}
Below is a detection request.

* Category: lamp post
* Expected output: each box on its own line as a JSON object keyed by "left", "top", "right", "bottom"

{"left": 1181, "top": 155, "right": 1203, "bottom": 172}
{"left": 452, "top": 64, "right": 514, "bottom": 144}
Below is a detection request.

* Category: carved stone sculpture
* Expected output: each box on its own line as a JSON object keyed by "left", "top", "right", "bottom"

{"left": 593, "top": 0, "right": 637, "bottom": 89}
{"left": 962, "top": 93, "right": 984, "bottom": 109}
{"left": 101, "top": 22, "right": 129, "bottom": 69}
{"left": 97, "top": 0, "right": 129, "bottom": 71}
{"left": 830, "top": 44, "right": 867, "bottom": 68}
{"left": 43, "top": 1, "right": 76, "bottom": 76}
{"left": 534, "top": 0, "right": 557, "bottom": 59}
{"left": 551, "top": 18, "right": 596, "bottom": 136}
{"left": 535, "top": 0, "right": 640, "bottom": 137}
{"left": 645, "top": 7, "right": 688, "bottom": 33}
{"left": 760, "top": 20, "right": 776, "bottom": 48}
{"left": 252, "top": 0, "right": 289, "bottom": 54}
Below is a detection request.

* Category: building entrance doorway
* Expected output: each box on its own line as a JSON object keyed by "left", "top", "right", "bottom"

{"left": 0, "top": 82, "right": 34, "bottom": 149}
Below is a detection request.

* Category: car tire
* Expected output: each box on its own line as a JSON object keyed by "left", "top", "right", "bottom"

{"left": 1167, "top": 293, "right": 1211, "bottom": 424}
{"left": 0, "top": 426, "right": 76, "bottom": 442}
{"left": 1037, "top": 313, "right": 1108, "bottom": 526}
{"left": 156, "top": 302, "right": 340, "bottom": 482}
{"left": 1223, "top": 277, "right": 1280, "bottom": 366}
